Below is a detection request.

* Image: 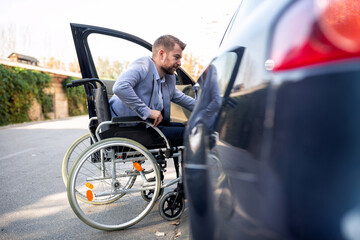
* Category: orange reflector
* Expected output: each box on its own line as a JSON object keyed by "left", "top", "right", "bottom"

{"left": 86, "top": 190, "right": 93, "bottom": 201}
{"left": 133, "top": 162, "right": 143, "bottom": 172}
{"left": 85, "top": 182, "right": 94, "bottom": 189}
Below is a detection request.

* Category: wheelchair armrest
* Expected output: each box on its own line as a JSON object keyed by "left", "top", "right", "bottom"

{"left": 111, "top": 116, "right": 157, "bottom": 126}
{"left": 69, "top": 78, "right": 105, "bottom": 88}
{"left": 111, "top": 116, "right": 147, "bottom": 123}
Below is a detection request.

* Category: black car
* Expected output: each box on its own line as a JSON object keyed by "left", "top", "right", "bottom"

{"left": 183, "top": 0, "right": 360, "bottom": 239}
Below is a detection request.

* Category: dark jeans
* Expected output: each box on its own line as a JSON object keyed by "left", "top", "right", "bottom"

{"left": 157, "top": 122, "right": 185, "bottom": 146}
{"left": 157, "top": 122, "right": 185, "bottom": 178}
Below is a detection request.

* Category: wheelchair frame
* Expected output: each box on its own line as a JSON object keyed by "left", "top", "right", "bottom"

{"left": 65, "top": 78, "right": 186, "bottom": 231}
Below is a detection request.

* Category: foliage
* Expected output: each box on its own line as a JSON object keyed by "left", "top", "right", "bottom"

{"left": 41, "top": 57, "right": 81, "bottom": 73}
{"left": 182, "top": 53, "right": 205, "bottom": 81}
{"left": 0, "top": 64, "right": 52, "bottom": 126}
{"left": 96, "top": 57, "right": 129, "bottom": 80}
{"left": 68, "top": 58, "right": 81, "bottom": 73}
{"left": 43, "top": 57, "right": 66, "bottom": 70}
{"left": 39, "top": 93, "right": 53, "bottom": 114}
{"left": 63, "top": 77, "right": 88, "bottom": 116}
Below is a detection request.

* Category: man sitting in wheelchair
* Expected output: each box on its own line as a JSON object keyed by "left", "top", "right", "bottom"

{"left": 109, "top": 34, "right": 195, "bottom": 147}
{"left": 66, "top": 35, "right": 195, "bottom": 231}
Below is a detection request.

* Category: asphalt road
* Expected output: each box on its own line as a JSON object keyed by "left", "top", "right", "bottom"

{"left": 0, "top": 116, "right": 188, "bottom": 240}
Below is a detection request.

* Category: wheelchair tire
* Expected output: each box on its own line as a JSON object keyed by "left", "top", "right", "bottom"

{"left": 67, "top": 137, "right": 161, "bottom": 231}
{"left": 62, "top": 133, "right": 92, "bottom": 186}
{"left": 159, "top": 191, "right": 185, "bottom": 221}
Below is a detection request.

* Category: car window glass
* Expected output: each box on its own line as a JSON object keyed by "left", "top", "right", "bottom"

{"left": 222, "top": 0, "right": 266, "bottom": 44}
{"left": 210, "top": 52, "right": 238, "bottom": 96}
{"left": 87, "top": 33, "right": 151, "bottom": 80}
{"left": 231, "top": 51, "right": 262, "bottom": 93}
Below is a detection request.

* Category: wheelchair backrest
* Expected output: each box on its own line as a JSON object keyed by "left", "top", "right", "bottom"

{"left": 102, "top": 79, "right": 116, "bottom": 100}
{"left": 68, "top": 78, "right": 113, "bottom": 124}
{"left": 93, "top": 85, "right": 111, "bottom": 123}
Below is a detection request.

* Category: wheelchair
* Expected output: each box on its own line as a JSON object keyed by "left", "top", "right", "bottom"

{"left": 64, "top": 78, "right": 186, "bottom": 231}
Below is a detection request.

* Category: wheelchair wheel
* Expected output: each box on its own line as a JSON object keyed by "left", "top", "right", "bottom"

{"left": 63, "top": 134, "right": 134, "bottom": 204}
{"left": 159, "top": 191, "right": 185, "bottom": 221}
{"left": 62, "top": 133, "right": 92, "bottom": 186}
{"left": 67, "top": 137, "right": 161, "bottom": 230}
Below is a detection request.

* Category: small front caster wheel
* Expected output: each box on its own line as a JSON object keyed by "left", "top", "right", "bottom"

{"left": 159, "top": 191, "right": 185, "bottom": 221}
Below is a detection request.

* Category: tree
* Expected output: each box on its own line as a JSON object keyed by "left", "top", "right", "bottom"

{"left": 181, "top": 53, "right": 204, "bottom": 81}
{"left": 96, "top": 57, "right": 129, "bottom": 80}
{"left": 111, "top": 60, "right": 128, "bottom": 79}
{"left": 96, "top": 57, "right": 111, "bottom": 78}
{"left": 42, "top": 57, "right": 68, "bottom": 71}
{"left": 68, "top": 59, "right": 81, "bottom": 73}
{"left": 0, "top": 25, "right": 16, "bottom": 58}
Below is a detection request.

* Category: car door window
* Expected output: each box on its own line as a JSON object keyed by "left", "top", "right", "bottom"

{"left": 221, "top": 0, "right": 267, "bottom": 45}
{"left": 87, "top": 33, "right": 151, "bottom": 80}
{"left": 187, "top": 48, "right": 244, "bottom": 131}
{"left": 210, "top": 52, "right": 238, "bottom": 96}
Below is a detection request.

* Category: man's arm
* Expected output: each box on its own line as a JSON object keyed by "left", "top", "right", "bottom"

{"left": 112, "top": 61, "right": 152, "bottom": 120}
{"left": 112, "top": 58, "right": 163, "bottom": 126}
{"left": 171, "top": 88, "right": 196, "bottom": 112}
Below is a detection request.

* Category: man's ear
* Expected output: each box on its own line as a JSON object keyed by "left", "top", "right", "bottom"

{"left": 158, "top": 49, "right": 166, "bottom": 60}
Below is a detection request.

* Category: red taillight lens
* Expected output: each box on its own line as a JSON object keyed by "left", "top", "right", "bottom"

{"left": 319, "top": 0, "right": 360, "bottom": 52}
{"left": 271, "top": 0, "right": 360, "bottom": 72}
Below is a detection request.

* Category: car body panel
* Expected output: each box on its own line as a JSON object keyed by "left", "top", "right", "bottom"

{"left": 184, "top": 0, "right": 360, "bottom": 239}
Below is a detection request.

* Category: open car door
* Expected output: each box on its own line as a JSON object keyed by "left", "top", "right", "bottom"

{"left": 70, "top": 23, "right": 194, "bottom": 122}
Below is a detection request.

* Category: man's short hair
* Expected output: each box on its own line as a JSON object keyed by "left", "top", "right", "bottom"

{"left": 152, "top": 35, "right": 186, "bottom": 54}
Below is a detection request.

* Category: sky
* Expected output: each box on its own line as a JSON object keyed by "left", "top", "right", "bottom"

{"left": 0, "top": 0, "right": 240, "bottom": 67}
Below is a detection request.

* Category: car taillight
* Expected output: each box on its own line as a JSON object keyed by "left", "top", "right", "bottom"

{"left": 270, "top": 0, "right": 360, "bottom": 72}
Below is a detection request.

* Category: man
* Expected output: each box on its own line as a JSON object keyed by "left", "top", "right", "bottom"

{"left": 109, "top": 35, "right": 195, "bottom": 146}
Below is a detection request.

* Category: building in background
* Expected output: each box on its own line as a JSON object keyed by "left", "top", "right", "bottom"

{"left": 8, "top": 52, "right": 40, "bottom": 66}
{"left": 1, "top": 55, "right": 81, "bottom": 121}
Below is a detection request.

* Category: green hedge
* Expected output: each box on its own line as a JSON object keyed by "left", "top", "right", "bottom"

{"left": 63, "top": 77, "right": 87, "bottom": 116}
{"left": 0, "top": 64, "right": 53, "bottom": 126}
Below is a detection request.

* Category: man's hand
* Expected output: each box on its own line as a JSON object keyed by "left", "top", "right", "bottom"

{"left": 149, "top": 109, "right": 163, "bottom": 127}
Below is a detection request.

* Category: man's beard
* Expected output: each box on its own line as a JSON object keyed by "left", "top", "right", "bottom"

{"left": 162, "top": 65, "right": 178, "bottom": 75}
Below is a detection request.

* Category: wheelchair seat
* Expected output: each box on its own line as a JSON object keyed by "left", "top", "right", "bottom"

{"left": 99, "top": 121, "right": 167, "bottom": 149}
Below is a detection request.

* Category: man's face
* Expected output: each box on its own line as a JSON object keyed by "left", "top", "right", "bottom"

{"left": 161, "top": 43, "right": 183, "bottom": 75}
